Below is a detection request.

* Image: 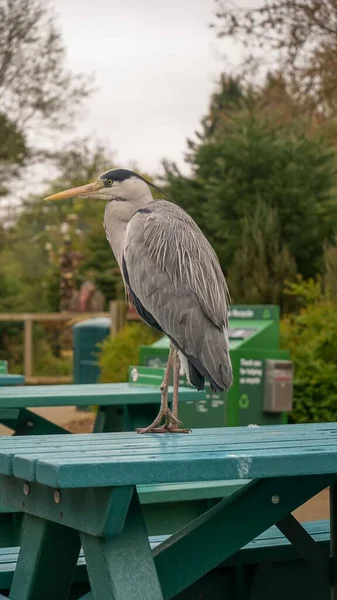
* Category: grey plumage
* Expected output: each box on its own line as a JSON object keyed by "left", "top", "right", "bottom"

{"left": 123, "top": 200, "right": 232, "bottom": 391}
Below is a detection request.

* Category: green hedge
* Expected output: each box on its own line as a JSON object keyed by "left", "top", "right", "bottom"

{"left": 98, "top": 322, "right": 161, "bottom": 383}
{"left": 281, "top": 300, "right": 337, "bottom": 423}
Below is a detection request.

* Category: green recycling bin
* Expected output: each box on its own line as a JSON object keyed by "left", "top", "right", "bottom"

{"left": 132, "top": 305, "right": 293, "bottom": 428}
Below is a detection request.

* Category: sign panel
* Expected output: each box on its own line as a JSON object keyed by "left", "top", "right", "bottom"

{"left": 229, "top": 305, "right": 278, "bottom": 320}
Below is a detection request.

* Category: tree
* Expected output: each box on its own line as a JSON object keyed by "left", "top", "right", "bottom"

{"left": 163, "top": 76, "right": 245, "bottom": 228}
{"left": 3, "top": 142, "right": 115, "bottom": 312}
{"left": 190, "top": 75, "right": 244, "bottom": 145}
{"left": 227, "top": 202, "right": 297, "bottom": 308}
{"left": 212, "top": 0, "right": 337, "bottom": 117}
{"left": 322, "top": 238, "right": 337, "bottom": 297}
{"left": 0, "top": 0, "right": 92, "bottom": 195}
{"left": 164, "top": 92, "right": 337, "bottom": 284}
{"left": 0, "top": 113, "right": 28, "bottom": 194}
{"left": 0, "top": 0, "right": 91, "bottom": 131}
{"left": 2, "top": 142, "right": 160, "bottom": 313}
{"left": 204, "top": 108, "right": 337, "bottom": 277}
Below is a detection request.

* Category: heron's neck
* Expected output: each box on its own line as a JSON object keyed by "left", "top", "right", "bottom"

{"left": 104, "top": 194, "right": 153, "bottom": 270}
{"left": 107, "top": 221, "right": 128, "bottom": 270}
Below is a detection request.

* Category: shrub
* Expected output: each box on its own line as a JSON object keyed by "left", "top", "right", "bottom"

{"left": 281, "top": 299, "right": 337, "bottom": 423}
{"left": 98, "top": 322, "right": 161, "bottom": 383}
{"left": 34, "top": 338, "right": 72, "bottom": 376}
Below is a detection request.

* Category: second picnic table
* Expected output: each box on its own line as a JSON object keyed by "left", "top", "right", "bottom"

{"left": 0, "top": 383, "right": 204, "bottom": 435}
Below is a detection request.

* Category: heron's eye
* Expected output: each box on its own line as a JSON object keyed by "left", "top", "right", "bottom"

{"left": 107, "top": 179, "right": 113, "bottom": 186}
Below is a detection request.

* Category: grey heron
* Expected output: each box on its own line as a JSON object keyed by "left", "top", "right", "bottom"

{"left": 45, "top": 168, "right": 233, "bottom": 433}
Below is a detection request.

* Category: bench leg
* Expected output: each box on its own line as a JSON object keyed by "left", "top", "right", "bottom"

{"left": 9, "top": 514, "right": 81, "bottom": 600}
{"left": 81, "top": 489, "right": 163, "bottom": 600}
{"left": 13, "top": 408, "right": 69, "bottom": 435}
{"left": 154, "top": 474, "right": 336, "bottom": 600}
{"left": 331, "top": 482, "right": 337, "bottom": 599}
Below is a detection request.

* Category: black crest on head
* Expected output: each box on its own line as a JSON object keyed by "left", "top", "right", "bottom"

{"left": 100, "top": 168, "right": 140, "bottom": 183}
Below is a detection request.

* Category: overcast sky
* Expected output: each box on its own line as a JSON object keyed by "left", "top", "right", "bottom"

{"left": 51, "top": 0, "right": 242, "bottom": 175}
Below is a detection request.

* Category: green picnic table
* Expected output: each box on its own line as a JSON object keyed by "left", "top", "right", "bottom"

{"left": 0, "top": 383, "right": 215, "bottom": 545}
{"left": 0, "top": 361, "right": 24, "bottom": 387}
{"left": 0, "top": 383, "right": 204, "bottom": 435}
{"left": 0, "top": 383, "right": 247, "bottom": 547}
{"left": 0, "top": 376, "right": 25, "bottom": 387}
{"left": 0, "top": 423, "right": 336, "bottom": 599}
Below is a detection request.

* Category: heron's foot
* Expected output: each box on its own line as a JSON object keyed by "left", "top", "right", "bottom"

{"left": 136, "top": 408, "right": 190, "bottom": 434}
{"left": 136, "top": 426, "right": 170, "bottom": 434}
{"left": 136, "top": 408, "right": 169, "bottom": 434}
{"left": 166, "top": 426, "right": 191, "bottom": 433}
{"left": 166, "top": 413, "right": 190, "bottom": 433}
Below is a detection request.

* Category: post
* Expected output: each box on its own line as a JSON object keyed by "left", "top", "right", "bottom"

{"left": 110, "top": 301, "right": 118, "bottom": 337}
{"left": 110, "top": 301, "right": 126, "bottom": 337}
{"left": 117, "top": 300, "right": 126, "bottom": 332}
{"left": 24, "top": 318, "right": 33, "bottom": 380}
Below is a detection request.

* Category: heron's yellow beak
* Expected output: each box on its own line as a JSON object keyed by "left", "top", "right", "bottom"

{"left": 44, "top": 180, "right": 104, "bottom": 201}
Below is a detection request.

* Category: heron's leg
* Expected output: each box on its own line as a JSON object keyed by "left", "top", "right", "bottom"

{"left": 136, "top": 346, "right": 175, "bottom": 434}
{"left": 167, "top": 350, "right": 191, "bottom": 434}
{"left": 172, "top": 349, "right": 180, "bottom": 418}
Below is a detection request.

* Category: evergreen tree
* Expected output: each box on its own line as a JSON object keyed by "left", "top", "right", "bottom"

{"left": 227, "top": 202, "right": 297, "bottom": 309}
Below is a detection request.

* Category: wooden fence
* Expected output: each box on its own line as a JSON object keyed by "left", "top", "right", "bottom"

{"left": 0, "top": 301, "right": 139, "bottom": 384}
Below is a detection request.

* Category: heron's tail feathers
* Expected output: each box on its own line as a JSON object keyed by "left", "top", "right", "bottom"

{"left": 198, "top": 326, "right": 233, "bottom": 392}
{"left": 171, "top": 308, "right": 233, "bottom": 393}
{"left": 179, "top": 316, "right": 233, "bottom": 393}
{"left": 189, "top": 363, "right": 205, "bottom": 391}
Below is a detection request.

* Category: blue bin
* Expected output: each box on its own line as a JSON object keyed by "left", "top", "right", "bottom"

{"left": 73, "top": 318, "right": 111, "bottom": 384}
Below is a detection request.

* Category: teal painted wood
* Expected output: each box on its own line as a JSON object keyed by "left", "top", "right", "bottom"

{"left": 331, "top": 480, "right": 337, "bottom": 600}
{"left": 153, "top": 475, "right": 335, "bottom": 600}
{"left": 0, "top": 546, "right": 86, "bottom": 590}
{"left": 13, "top": 408, "right": 68, "bottom": 436}
{"left": 0, "top": 519, "right": 331, "bottom": 571}
{"left": 0, "top": 361, "right": 7, "bottom": 375}
{"left": 0, "top": 521, "right": 331, "bottom": 593}
{"left": 0, "top": 383, "right": 203, "bottom": 408}
{"left": 9, "top": 514, "right": 81, "bottom": 600}
{"left": 0, "top": 476, "right": 134, "bottom": 537}
{"left": 0, "top": 375, "right": 24, "bottom": 386}
{"left": 150, "top": 519, "right": 332, "bottom": 564}
{"left": 81, "top": 490, "right": 163, "bottom": 600}
{"left": 0, "top": 422, "right": 336, "bottom": 488}
{"left": 0, "top": 510, "right": 22, "bottom": 547}
{"left": 138, "top": 480, "right": 250, "bottom": 504}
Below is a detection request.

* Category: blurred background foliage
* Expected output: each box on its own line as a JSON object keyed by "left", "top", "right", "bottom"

{"left": 2, "top": 0, "right": 337, "bottom": 422}
{"left": 98, "top": 322, "right": 161, "bottom": 384}
{"left": 281, "top": 278, "right": 337, "bottom": 423}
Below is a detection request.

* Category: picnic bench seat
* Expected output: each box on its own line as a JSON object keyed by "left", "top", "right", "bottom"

{"left": 0, "top": 521, "right": 331, "bottom": 599}
{"left": 0, "top": 423, "right": 336, "bottom": 599}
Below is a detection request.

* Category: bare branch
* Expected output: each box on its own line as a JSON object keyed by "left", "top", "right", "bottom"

{"left": 213, "top": 0, "right": 337, "bottom": 115}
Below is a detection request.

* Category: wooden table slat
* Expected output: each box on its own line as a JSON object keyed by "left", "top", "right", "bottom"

{"left": 0, "top": 423, "right": 330, "bottom": 487}
{"left": 0, "top": 424, "right": 335, "bottom": 487}
{"left": 8, "top": 434, "right": 337, "bottom": 481}
{"left": 0, "top": 383, "right": 204, "bottom": 408}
